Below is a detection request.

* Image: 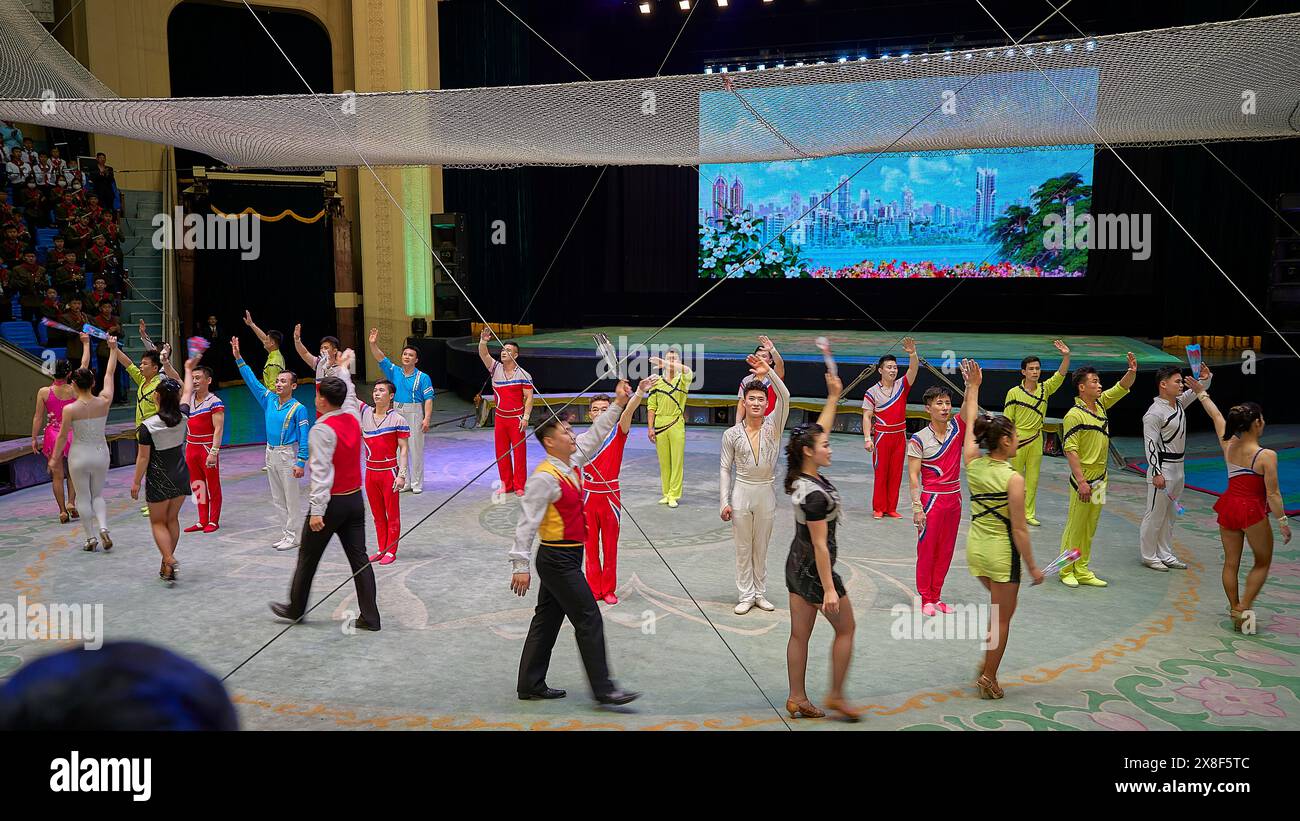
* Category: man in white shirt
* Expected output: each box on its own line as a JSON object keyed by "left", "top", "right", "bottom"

{"left": 1139, "top": 363, "right": 1212, "bottom": 571}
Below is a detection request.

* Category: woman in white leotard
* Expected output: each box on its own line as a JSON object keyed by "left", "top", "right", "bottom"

{"left": 51, "top": 335, "right": 119, "bottom": 552}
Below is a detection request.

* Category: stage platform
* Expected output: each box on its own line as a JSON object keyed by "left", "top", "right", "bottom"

{"left": 446, "top": 327, "right": 1195, "bottom": 431}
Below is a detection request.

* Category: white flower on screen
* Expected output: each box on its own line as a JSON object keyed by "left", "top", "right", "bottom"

{"left": 701, "top": 235, "right": 716, "bottom": 250}
{"left": 729, "top": 215, "right": 743, "bottom": 227}
{"left": 743, "top": 258, "right": 759, "bottom": 273}
{"left": 764, "top": 248, "right": 781, "bottom": 263}
{"left": 725, "top": 262, "right": 743, "bottom": 277}
{"left": 716, "top": 235, "right": 734, "bottom": 250}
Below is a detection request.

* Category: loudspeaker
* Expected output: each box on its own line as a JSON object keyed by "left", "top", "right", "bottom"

{"left": 431, "top": 212, "right": 469, "bottom": 319}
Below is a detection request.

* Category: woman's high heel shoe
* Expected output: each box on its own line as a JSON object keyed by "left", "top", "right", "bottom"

{"left": 59, "top": 511, "right": 70, "bottom": 524}
{"left": 785, "top": 698, "right": 826, "bottom": 719}
{"left": 67, "top": 506, "right": 79, "bottom": 520}
{"left": 160, "top": 559, "right": 178, "bottom": 583}
{"left": 976, "top": 674, "right": 1004, "bottom": 700}
{"left": 82, "top": 537, "right": 97, "bottom": 552}
{"left": 99, "top": 530, "right": 112, "bottom": 551}
{"left": 822, "top": 697, "right": 862, "bottom": 722}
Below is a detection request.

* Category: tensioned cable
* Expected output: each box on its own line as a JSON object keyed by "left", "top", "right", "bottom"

{"left": 975, "top": 0, "right": 1300, "bottom": 360}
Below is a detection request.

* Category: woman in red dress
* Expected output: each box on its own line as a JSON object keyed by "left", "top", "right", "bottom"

{"left": 1188, "top": 379, "right": 1292, "bottom": 632}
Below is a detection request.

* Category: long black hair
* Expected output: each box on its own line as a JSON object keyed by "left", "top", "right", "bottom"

{"left": 783, "top": 422, "right": 823, "bottom": 494}
{"left": 155, "top": 378, "right": 183, "bottom": 428}
{"left": 1223, "top": 402, "right": 1263, "bottom": 441}
{"left": 973, "top": 413, "right": 1016, "bottom": 453}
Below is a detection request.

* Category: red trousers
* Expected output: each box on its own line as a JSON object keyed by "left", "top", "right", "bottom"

{"left": 494, "top": 415, "right": 528, "bottom": 493}
{"left": 584, "top": 492, "right": 620, "bottom": 598}
{"left": 184, "top": 443, "right": 222, "bottom": 525}
{"left": 916, "top": 490, "right": 961, "bottom": 604}
{"left": 871, "top": 430, "right": 906, "bottom": 514}
{"left": 365, "top": 468, "right": 401, "bottom": 555}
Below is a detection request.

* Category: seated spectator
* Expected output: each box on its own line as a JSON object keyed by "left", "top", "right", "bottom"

{"left": 1, "top": 224, "right": 24, "bottom": 267}
{"left": 18, "top": 137, "right": 37, "bottom": 167}
{"left": 18, "top": 179, "right": 43, "bottom": 226}
{"left": 85, "top": 276, "right": 119, "bottom": 315}
{"left": 59, "top": 296, "right": 90, "bottom": 362}
{"left": 5, "top": 146, "right": 27, "bottom": 188}
{"left": 48, "top": 145, "right": 67, "bottom": 181}
{"left": 41, "top": 234, "right": 68, "bottom": 266}
{"left": 33, "top": 152, "right": 52, "bottom": 190}
{"left": 0, "top": 189, "right": 18, "bottom": 227}
{"left": 39, "top": 287, "right": 62, "bottom": 321}
{"left": 85, "top": 233, "right": 118, "bottom": 277}
{"left": 9, "top": 250, "right": 47, "bottom": 322}
{"left": 51, "top": 251, "right": 84, "bottom": 296}
{"left": 0, "top": 641, "right": 239, "bottom": 731}
{"left": 64, "top": 213, "right": 91, "bottom": 253}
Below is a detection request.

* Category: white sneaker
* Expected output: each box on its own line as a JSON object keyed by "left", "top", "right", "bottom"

{"left": 753, "top": 596, "right": 776, "bottom": 612}
{"left": 412, "top": 487, "right": 423, "bottom": 494}
{"left": 1142, "top": 560, "right": 1169, "bottom": 572}
{"left": 261, "top": 465, "right": 269, "bottom": 472}
{"left": 274, "top": 539, "right": 299, "bottom": 552}
{"left": 1163, "top": 559, "right": 1188, "bottom": 570}
{"left": 734, "top": 600, "right": 754, "bottom": 615}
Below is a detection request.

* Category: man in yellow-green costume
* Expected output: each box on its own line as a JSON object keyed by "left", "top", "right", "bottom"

{"left": 646, "top": 349, "right": 693, "bottom": 508}
{"left": 1058, "top": 352, "right": 1138, "bottom": 588}
{"left": 1002, "top": 339, "right": 1070, "bottom": 526}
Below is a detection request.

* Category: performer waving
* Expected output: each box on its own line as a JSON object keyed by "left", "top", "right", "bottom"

{"left": 293, "top": 324, "right": 359, "bottom": 418}
{"left": 734, "top": 336, "right": 785, "bottom": 419}
{"left": 862, "top": 337, "right": 919, "bottom": 518}
{"left": 479, "top": 327, "right": 534, "bottom": 497}
{"left": 509, "top": 378, "right": 652, "bottom": 706}
{"left": 182, "top": 364, "right": 224, "bottom": 534}
{"left": 722, "top": 351, "right": 791, "bottom": 615}
{"left": 1058, "top": 354, "right": 1138, "bottom": 588}
{"left": 361, "top": 381, "right": 410, "bottom": 565}
{"left": 581, "top": 386, "right": 647, "bottom": 605}
{"left": 369, "top": 328, "right": 434, "bottom": 493}
{"left": 906, "top": 361, "right": 981, "bottom": 616}
{"left": 647, "top": 350, "right": 693, "bottom": 508}
{"left": 1138, "top": 364, "right": 1212, "bottom": 571}
{"left": 1003, "top": 340, "right": 1070, "bottom": 526}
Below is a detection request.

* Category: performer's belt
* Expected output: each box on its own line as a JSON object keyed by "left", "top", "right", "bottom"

{"left": 540, "top": 539, "right": 583, "bottom": 549}
{"left": 922, "top": 483, "right": 962, "bottom": 495}
{"left": 735, "top": 476, "right": 774, "bottom": 487}
{"left": 494, "top": 406, "right": 525, "bottom": 420}
{"left": 584, "top": 477, "right": 621, "bottom": 494}
{"left": 366, "top": 457, "right": 399, "bottom": 469}
{"left": 874, "top": 421, "right": 906, "bottom": 434}
{"left": 187, "top": 433, "right": 215, "bottom": 446}
{"left": 266, "top": 443, "right": 296, "bottom": 451}
{"left": 1070, "top": 470, "right": 1107, "bottom": 490}
{"left": 1018, "top": 432, "right": 1040, "bottom": 447}
{"left": 1157, "top": 451, "right": 1184, "bottom": 463}
{"left": 393, "top": 401, "right": 420, "bottom": 411}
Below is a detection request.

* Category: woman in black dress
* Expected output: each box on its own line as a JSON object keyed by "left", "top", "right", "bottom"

{"left": 782, "top": 369, "right": 860, "bottom": 721}
{"left": 131, "top": 361, "right": 194, "bottom": 582}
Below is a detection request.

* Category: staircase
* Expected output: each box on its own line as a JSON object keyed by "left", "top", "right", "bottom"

{"left": 118, "top": 190, "right": 165, "bottom": 364}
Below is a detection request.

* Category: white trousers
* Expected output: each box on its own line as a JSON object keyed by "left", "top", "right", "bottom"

{"left": 396, "top": 403, "right": 425, "bottom": 491}
{"left": 732, "top": 480, "right": 776, "bottom": 602}
{"left": 1139, "top": 463, "right": 1183, "bottom": 564}
{"left": 266, "top": 445, "right": 301, "bottom": 545}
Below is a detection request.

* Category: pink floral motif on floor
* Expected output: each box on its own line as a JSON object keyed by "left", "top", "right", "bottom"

{"left": 1089, "top": 711, "right": 1148, "bottom": 731}
{"left": 1264, "top": 614, "right": 1300, "bottom": 637}
{"left": 1173, "top": 677, "right": 1287, "bottom": 718}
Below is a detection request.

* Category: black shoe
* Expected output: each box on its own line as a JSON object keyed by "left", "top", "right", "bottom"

{"left": 518, "top": 687, "right": 567, "bottom": 700}
{"left": 269, "top": 602, "right": 302, "bottom": 622}
{"left": 353, "top": 617, "right": 381, "bottom": 632}
{"left": 596, "top": 689, "right": 641, "bottom": 706}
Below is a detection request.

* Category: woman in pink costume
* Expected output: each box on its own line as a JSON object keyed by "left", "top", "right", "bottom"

{"left": 30, "top": 335, "right": 91, "bottom": 523}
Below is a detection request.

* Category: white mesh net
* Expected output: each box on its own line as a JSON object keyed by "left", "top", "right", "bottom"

{"left": 0, "top": 0, "right": 1296, "bottom": 169}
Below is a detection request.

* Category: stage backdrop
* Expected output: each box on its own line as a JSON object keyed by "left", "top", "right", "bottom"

{"left": 192, "top": 179, "right": 335, "bottom": 382}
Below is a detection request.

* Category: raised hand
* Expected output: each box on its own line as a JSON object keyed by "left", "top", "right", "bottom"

{"left": 480, "top": 327, "right": 492, "bottom": 342}
{"left": 825, "top": 372, "right": 842, "bottom": 396}
{"left": 243, "top": 310, "right": 254, "bottom": 327}
{"left": 184, "top": 356, "right": 199, "bottom": 372}
{"left": 745, "top": 352, "right": 770, "bottom": 380}
{"left": 1185, "top": 375, "right": 1205, "bottom": 394}
{"left": 1053, "top": 339, "right": 1070, "bottom": 355}
{"left": 137, "top": 318, "right": 147, "bottom": 336}
{"left": 107, "top": 335, "right": 118, "bottom": 350}
{"left": 901, "top": 336, "right": 917, "bottom": 355}
{"left": 369, "top": 328, "right": 379, "bottom": 344}
{"left": 1200, "top": 363, "right": 1211, "bottom": 381}
{"left": 636, "top": 376, "right": 658, "bottom": 396}
{"left": 757, "top": 335, "right": 774, "bottom": 352}
{"left": 293, "top": 323, "right": 302, "bottom": 341}
{"left": 1127, "top": 351, "right": 1138, "bottom": 371}
{"left": 962, "top": 358, "right": 983, "bottom": 387}
{"left": 230, "top": 336, "right": 241, "bottom": 357}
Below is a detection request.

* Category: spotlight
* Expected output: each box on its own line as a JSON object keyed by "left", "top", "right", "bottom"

{"left": 858, "top": 56, "right": 867, "bottom": 61}
{"left": 639, "top": 1, "right": 651, "bottom": 13}
{"left": 716, "top": 0, "right": 727, "bottom": 7}
{"left": 738, "top": 65, "right": 746, "bottom": 71}
{"left": 1004, "top": 48, "right": 1014, "bottom": 57}
{"left": 1064, "top": 43, "right": 1074, "bottom": 51}
{"left": 757, "top": 63, "right": 765, "bottom": 70}
{"left": 719, "top": 66, "right": 728, "bottom": 72}
{"left": 1025, "top": 47, "right": 1034, "bottom": 55}
{"left": 837, "top": 57, "right": 847, "bottom": 63}
{"left": 679, "top": 0, "right": 690, "bottom": 9}
{"left": 964, "top": 53, "right": 972, "bottom": 60}
{"left": 794, "top": 61, "right": 804, "bottom": 66}
{"left": 1086, "top": 40, "right": 1096, "bottom": 50}
{"left": 775, "top": 62, "right": 785, "bottom": 68}
{"left": 881, "top": 53, "right": 890, "bottom": 59}
{"left": 705, "top": 66, "right": 713, "bottom": 73}
{"left": 1045, "top": 46, "right": 1054, "bottom": 54}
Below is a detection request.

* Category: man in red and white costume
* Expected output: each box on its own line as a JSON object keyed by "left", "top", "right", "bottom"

{"left": 862, "top": 337, "right": 920, "bottom": 519}
{"left": 478, "top": 327, "right": 534, "bottom": 497}
{"left": 361, "top": 380, "right": 410, "bottom": 566}
{"left": 581, "top": 386, "right": 647, "bottom": 605}
{"left": 182, "top": 364, "right": 224, "bottom": 533}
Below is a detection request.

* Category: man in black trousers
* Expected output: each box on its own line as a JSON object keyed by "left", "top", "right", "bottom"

{"left": 509, "top": 377, "right": 655, "bottom": 706}
{"left": 271, "top": 376, "right": 381, "bottom": 631}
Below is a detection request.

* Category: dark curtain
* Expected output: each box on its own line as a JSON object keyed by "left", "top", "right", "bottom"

{"left": 192, "top": 180, "right": 334, "bottom": 381}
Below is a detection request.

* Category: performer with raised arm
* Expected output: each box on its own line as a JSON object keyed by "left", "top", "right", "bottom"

{"left": 271, "top": 377, "right": 381, "bottom": 632}
{"left": 51, "top": 336, "right": 119, "bottom": 553}
{"left": 734, "top": 336, "right": 785, "bottom": 419}
{"left": 1058, "top": 353, "right": 1139, "bottom": 588}
{"left": 1186, "top": 383, "right": 1292, "bottom": 632}
{"left": 783, "top": 367, "right": 860, "bottom": 721}
{"left": 132, "top": 366, "right": 194, "bottom": 583}
{"left": 369, "top": 328, "right": 433, "bottom": 494}
{"left": 1138, "top": 364, "right": 1213, "bottom": 571}
{"left": 862, "top": 337, "right": 920, "bottom": 519}
{"left": 361, "top": 380, "right": 409, "bottom": 565}
{"left": 1003, "top": 340, "right": 1071, "bottom": 526}
{"left": 722, "top": 351, "right": 791, "bottom": 615}
{"left": 292, "top": 324, "right": 359, "bottom": 418}
{"left": 646, "top": 349, "right": 693, "bottom": 508}
{"left": 181, "top": 363, "right": 225, "bottom": 534}
{"left": 581, "top": 383, "right": 650, "bottom": 605}
{"left": 114, "top": 344, "right": 181, "bottom": 518}
{"left": 232, "top": 337, "right": 310, "bottom": 550}
{"left": 242, "top": 310, "right": 286, "bottom": 390}
{"left": 906, "top": 363, "right": 981, "bottom": 616}
{"left": 478, "top": 327, "right": 534, "bottom": 497}
{"left": 510, "top": 378, "right": 652, "bottom": 706}
{"left": 32, "top": 338, "right": 90, "bottom": 523}
{"left": 960, "top": 360, "right": 1045, "bottom": 700}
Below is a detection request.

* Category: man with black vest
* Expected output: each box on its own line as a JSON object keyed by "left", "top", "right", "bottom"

{"left": 271, "top": 376, "right": 381, "bottom": 631}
